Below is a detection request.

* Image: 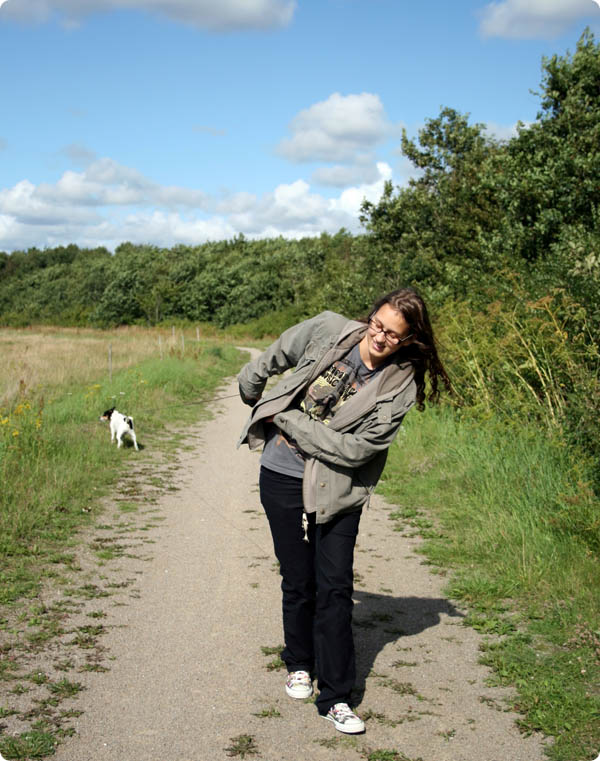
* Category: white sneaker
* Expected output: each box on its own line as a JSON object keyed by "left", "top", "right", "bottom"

{"left": 285, "top": 670, "right": 313, "bottom": 699}
{"left": 323, "top": 702, "right": 365, "bottom": 733}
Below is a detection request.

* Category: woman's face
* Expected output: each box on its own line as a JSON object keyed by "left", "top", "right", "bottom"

{"left": 360, "top": 303, "right": 412, "bottom": 369}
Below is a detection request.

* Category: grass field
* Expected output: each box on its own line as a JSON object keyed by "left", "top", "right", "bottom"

{"left": 0, "top": 325, "right": 226, "bottom": 404}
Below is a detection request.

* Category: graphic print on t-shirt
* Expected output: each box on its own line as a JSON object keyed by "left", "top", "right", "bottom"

{"left": 300, "top": 351, "right": 360, "bottom": 423}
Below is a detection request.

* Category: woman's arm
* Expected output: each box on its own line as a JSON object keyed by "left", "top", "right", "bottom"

{"left": 272, "top": 398, "right": 414, "bottom": 469}
{"left": 237, "top": 311, "right": 342, "bottom": 402}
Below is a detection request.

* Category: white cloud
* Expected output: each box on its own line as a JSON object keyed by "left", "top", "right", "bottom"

{"left": 117, "top": 210, "right": 237, "bottom": 246}
{"left": 21, "top": 158, "right": 209, "bottom": 209}
{"left": 0, "top": 158, "right": 395, "bottom": 251}
{"left": 479, "top": 0, "right": 596, "bottom": 39}
{"left": 211, "top": 180, "right": 341, "bottom": 237}
{"left": 0, "top": 0, "right": 296, "bottom": 30}
{"left": 331, "top": 163, "right": 392, "bottom": 217}
{"left": 0, "top": 180, "right": 101, "bottom": 226}
{"left": 277, "top": 92, "right": 391, "bottom": 163}
{"left": 311, "top": 162, "right": 381, "bottom": 188}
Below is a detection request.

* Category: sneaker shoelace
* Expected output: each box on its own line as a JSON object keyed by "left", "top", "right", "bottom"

{"left": 288, "top": 670, "right": 310, "bottom": 685}
{"left": 331, "top": 703, "right": 356, "bottom": 720}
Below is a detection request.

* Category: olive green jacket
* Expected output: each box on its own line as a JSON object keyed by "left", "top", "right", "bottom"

{"left": 237, "top": 311, "right": 416, "bottom": 523}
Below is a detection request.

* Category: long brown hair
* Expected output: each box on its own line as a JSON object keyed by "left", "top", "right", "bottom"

{"left": 367, "top": 287, "right": 451, "bottom": 410}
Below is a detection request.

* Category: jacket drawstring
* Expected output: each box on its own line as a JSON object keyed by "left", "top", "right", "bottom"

{"left": 302, "top": 511, "right": 309, "bottom": 543}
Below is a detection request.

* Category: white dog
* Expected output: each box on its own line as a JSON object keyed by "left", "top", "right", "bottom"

{"left": 100, "top": 407, "right": 139, "bottom": 450}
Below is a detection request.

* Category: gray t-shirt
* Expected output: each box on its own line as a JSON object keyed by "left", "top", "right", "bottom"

{"left": 261, "top": 343, "right": 383, "bottom": 478}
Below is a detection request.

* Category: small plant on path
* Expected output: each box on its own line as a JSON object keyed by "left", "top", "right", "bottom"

{"left": 0, "top": 729, "right": 56, "bottom": 759}
{"left": 362, "top": 750, "right": 423, "bottom": 761}
{"left": 259, "top": 644, "right": 283, "bottom": 656}
{"left": 252, "top": 706, "right": 281, "bottom": 718}
{"left": 224, "top": 733, "right": 259, "bottom": 758}
{"left": 265, "top": 656, "right": 285, "bottom": 671}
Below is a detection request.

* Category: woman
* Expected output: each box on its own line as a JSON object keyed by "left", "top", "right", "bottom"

{"left": 237, "top": 287, "right": 450, "bottom": 734}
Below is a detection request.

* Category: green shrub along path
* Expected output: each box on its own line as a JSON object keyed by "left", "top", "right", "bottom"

{"left": 1, "top": 352, "right": 552, "bottom": 761}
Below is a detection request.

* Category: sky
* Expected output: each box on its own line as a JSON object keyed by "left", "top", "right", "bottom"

{"left": 1, "top": 0, "right": 599, "bottom": 253}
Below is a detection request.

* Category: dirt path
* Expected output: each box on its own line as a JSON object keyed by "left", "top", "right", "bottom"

{"left": 48, "top": 358, "right": 547, "bottom": 761}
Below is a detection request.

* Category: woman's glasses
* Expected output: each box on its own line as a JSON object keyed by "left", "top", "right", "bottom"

{"left": 368, "top": 317, "right": 412, "bottom": 345}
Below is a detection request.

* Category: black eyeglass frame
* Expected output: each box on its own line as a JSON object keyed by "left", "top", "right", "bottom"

{"left": 367, "top": 316, "right": 413, "bottom": 345}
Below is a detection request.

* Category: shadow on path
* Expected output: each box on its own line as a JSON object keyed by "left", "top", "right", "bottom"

{"left": 351, "top": 590, "right": 464, "bottom": 703}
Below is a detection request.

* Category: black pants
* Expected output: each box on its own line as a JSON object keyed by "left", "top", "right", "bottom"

{"left": 259, "top": 466, "right": 361, "bottom": 715}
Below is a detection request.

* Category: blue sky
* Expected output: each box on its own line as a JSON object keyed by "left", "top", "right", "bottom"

{"left": 1, "top": 0, "right": 599, "bottom": 252}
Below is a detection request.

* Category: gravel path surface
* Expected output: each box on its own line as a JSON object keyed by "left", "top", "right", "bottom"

{"left": 50, "top": 357, "right": 548, "bottom": 761}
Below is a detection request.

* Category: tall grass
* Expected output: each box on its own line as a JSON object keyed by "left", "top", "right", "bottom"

{"left": 0, "top": 327, "right": 243, "bottom": 605}
{"left": 438, "top": 291, "right": 597, "bottom": 410}
{"left": 379, "top": 407, "right": 600, "bottom": 760}
{"left": 435, "top": 289, "right": 600, "bottom": 492}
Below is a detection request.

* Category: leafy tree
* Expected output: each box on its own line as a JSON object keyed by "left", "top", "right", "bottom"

{"left": 360, "top": 108, "right": 503, "bottom": 301}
